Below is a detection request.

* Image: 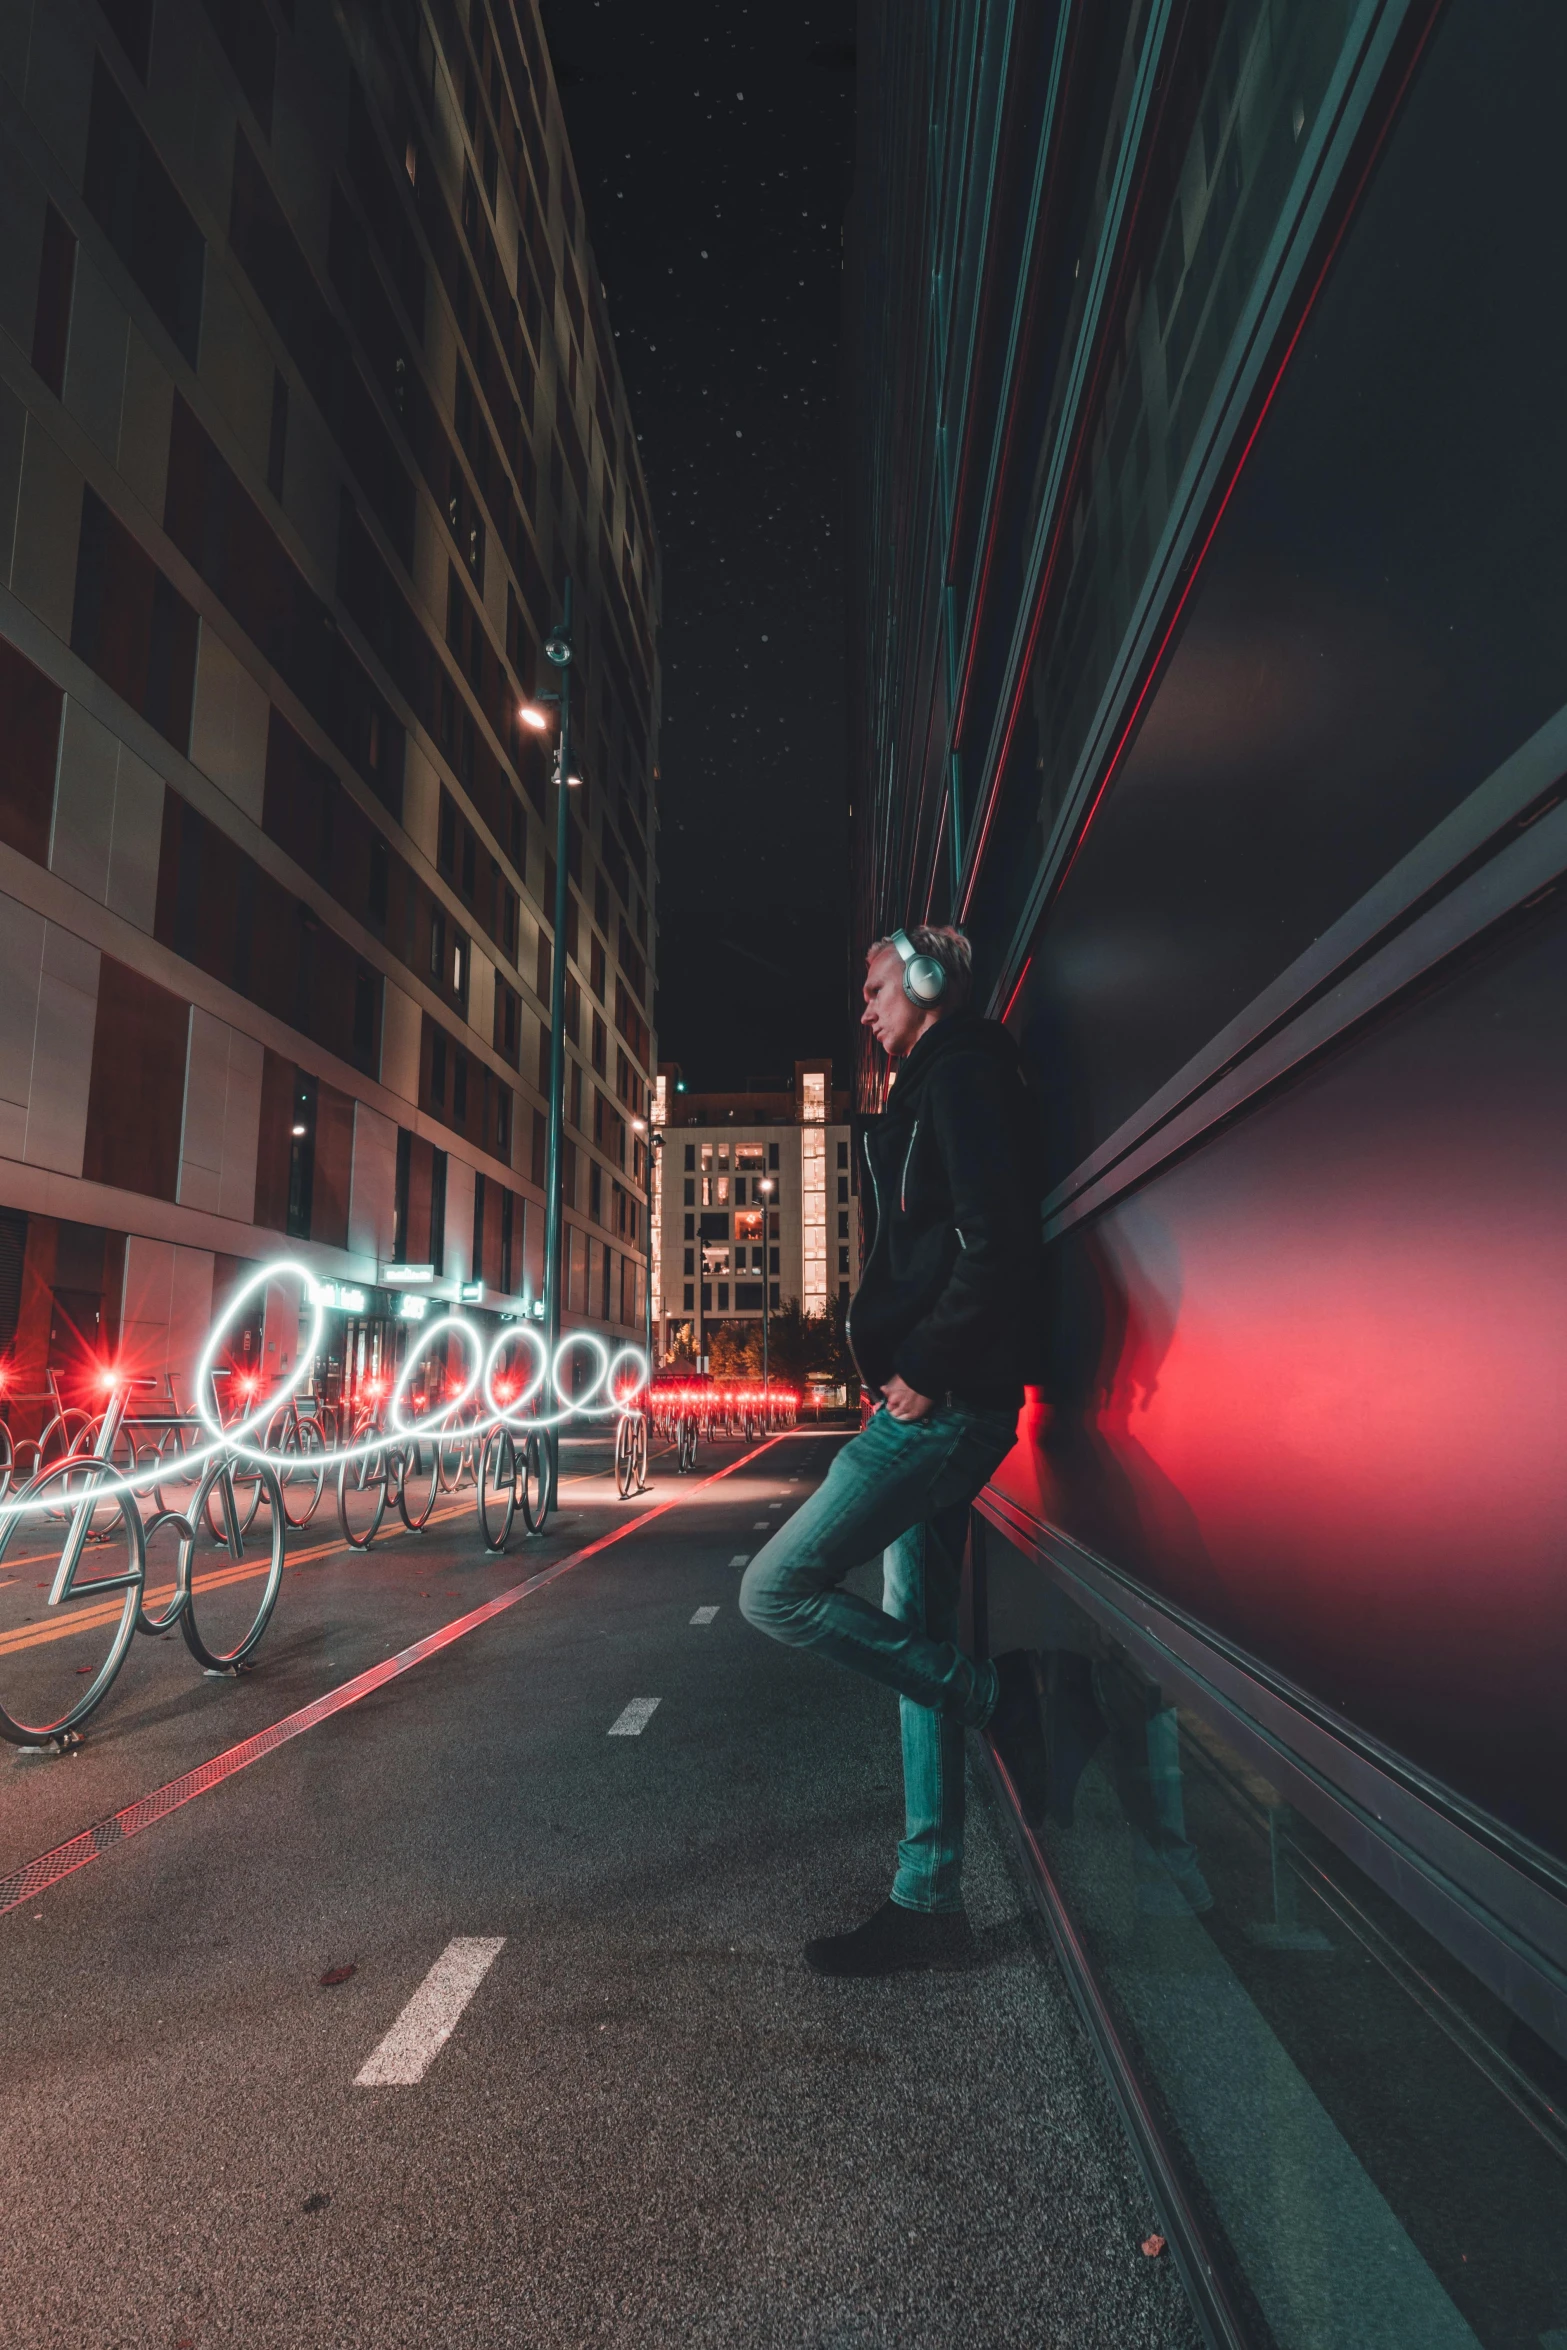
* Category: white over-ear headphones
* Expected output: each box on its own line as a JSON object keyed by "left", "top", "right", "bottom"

{"left": 889, "top": 929, "right": 948, "bottom": 1008}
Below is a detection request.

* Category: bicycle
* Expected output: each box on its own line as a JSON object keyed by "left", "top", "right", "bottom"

{"left": 265, "top": 1389, "right": 330, "bottom": 1529}
{"left": 336, "top": 1389, "right": 399, "bottom": 1551}
{"left": 0, "top": 1382, "right": 284, "bottom": 1749}
{"left": 614, "top": 1407, "right": 649, "bottom": 1496}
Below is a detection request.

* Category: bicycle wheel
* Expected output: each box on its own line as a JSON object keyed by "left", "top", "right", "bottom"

{"left": 396, "top": 1436, "right": 440, "bottom": 1531}
{"left": 138, "top": 1509, "right": 195, "bottom": 1635}
{"left": 0, "top": 1457, "right": 145, "bottom": 1744}
{"left": 634, "top": 1414, "right": 649, "bottom": 1489}
{"left": 182, "top": 1458, "right": 285, "bottom": 1671}
{"left": 478, "top": 1425, "right": 516, "bottom": 1551}
{"left": 204, "top": 1441, "right": 263, "bottom": 1537}
{"left": 614, "top": 1415, "right": 634, "bottom": 1498}
{"left": 437, "top": 1410, "right": 469, "bottom": 1492}
{"left": 35, "top": 1409, "right": 90, "bottom": 1473}
{"left": 337, "top": 1446, "right": 389, "bottom": 1549}
{"left": 276, "top": 1412, "right": 326, "bottom": 1530}
{"left": 518, "top": 1429, "right": 548, "bottom": 1533}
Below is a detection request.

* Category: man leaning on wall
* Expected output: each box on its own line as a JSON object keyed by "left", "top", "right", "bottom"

{"left": 740, "top": 925, "right": 1050, "bottom": 1976}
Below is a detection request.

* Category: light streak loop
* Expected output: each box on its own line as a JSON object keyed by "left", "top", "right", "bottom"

{"left": 0, "top": 1261, "right": 649, "bottom": 1526}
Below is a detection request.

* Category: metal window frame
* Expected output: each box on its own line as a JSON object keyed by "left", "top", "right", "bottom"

{"left": 1041, "top": 703, "right": 1567, "bottom": 1235}
{"left": 972, "top": 0, "right": 1423, "bottom": 974}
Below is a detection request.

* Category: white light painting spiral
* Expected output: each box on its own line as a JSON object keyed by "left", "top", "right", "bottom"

{"left": 0, "top": 1259, "right": 649, "bottom": 1525}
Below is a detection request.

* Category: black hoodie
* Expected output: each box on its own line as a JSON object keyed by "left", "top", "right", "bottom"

{"left": 848, "top": 1012, "right": 1047, "bottom": 1407}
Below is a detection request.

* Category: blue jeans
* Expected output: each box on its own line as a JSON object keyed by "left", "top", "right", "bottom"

{"left": 739, "top": 1404, "right": 1018, "bottom": 1913}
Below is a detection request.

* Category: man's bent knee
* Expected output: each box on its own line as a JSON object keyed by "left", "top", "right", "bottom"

{"left": 739, "top": 1546, "right": 817, "bottom": 1644}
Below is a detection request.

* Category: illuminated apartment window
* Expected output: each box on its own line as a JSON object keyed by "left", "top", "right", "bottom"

{"left": 801, "top": 1128, "right": 827, "bottom": 1312}
{"left": 650, "top": 1073, "right": 666, "bottom": 1325}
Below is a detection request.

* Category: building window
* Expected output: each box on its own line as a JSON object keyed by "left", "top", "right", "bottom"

{"left": 286, "top": 1071, "right": 316, "bottom": 1239}
{"left": 717, "top": 1283, "right": 729, "bottom": 1310}
{"left": 685, "top": 1143, "right": 695, "bottom": 1169}
{"left": 837, "top": 1176, "right": 849, "bottom": 1203}
{"left": 801, "top": 1124, "right": 827, "bottom": 1313}
{"left": 837, "top": 1140, "right": 848, "bottom": 1168}
{"left": 838, "top": 1211, "right": 849, "bottom": 1239}
{"left": 684, "top": 1283, "right": 694, "bottom": 1310}
{"left": 768, "top": 1142, "right": 779, "bottom": 1169}
{"left": 684, "top": 1213, "right": 694, "bottom": 1240}
{"left": 838, "top": 1246, "right": 850, "bottom": 1274}
{"left": 683, "top": 1248, "right": 694, "bottom": 1275}
{"left": 684, "top": 1178, "right": 695, "bottom": 1206}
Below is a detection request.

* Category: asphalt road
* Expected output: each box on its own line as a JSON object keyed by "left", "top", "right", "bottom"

{"left": 0, "top": 1428, "right": 1200, "bottom": 2350}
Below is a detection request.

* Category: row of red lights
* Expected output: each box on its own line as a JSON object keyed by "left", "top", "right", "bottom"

{"left": 652, "top": 1385, "right": 800, "bottom": 1406}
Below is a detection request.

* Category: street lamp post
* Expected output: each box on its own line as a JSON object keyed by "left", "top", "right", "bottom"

{"left": 632, "top": 1117, "right": 661, "bottom": 1373}
{"left": 538, "top": 583, "right": 575, "bottom": 1511}
{"left": 759, "top": 1174, "right": 775, "bottom": 1424}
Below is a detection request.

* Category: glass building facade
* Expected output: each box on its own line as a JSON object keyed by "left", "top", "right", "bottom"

{"left": 849, "top": 3, "right": 1567, "bottom": 2343}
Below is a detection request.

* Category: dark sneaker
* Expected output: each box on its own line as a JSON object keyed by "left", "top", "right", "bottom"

{"left": 988, "top": 1648, "right": 1105, "bottom": 1826}
{"left": 1040, "top": 1648, "right": 1106, "bottom": 1827}
{"left": 803, "top": 1898, "right": 975, "bottom": 1978}
{"left": 987, "top": 1648, "right": 1050, "bottom": 1818}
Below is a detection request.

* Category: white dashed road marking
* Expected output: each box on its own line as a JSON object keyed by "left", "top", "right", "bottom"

{"left": 355, "top": 1937, "right": 505, "bottom": 2087}
{"left": 768, "top": 1501, "right": 783, "bottom": 1510}
{"left": 730, "top": 1554, "right": 750, "bottom": 1568}
{"left": 690, "top": 1606, "right": 719, "bottom": 1625}
{"left": 753, "top": 1520, "right": 770, "bottom": 1529}
{"left": 608, "top": 1697, "right": 661, "bottom": 1736}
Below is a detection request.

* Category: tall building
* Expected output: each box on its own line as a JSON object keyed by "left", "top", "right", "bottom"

{"left": 850, "top": 2, "right": 1567, "bottom": 2339}
{"left": 651, "top": 1060, "right": 859, "bottom": 1362}
{"left": 0, "top": 0, "right": 657, "bottom": 1408}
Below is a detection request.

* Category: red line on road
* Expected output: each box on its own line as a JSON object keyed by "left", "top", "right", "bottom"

{"left": 0, "top": 1437, "right": 789, "bottom": 1921}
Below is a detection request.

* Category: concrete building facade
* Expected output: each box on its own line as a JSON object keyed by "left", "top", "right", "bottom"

{"left": 651, "top": 1060, "right": 858, "bottom": 1363}
{"left": 0, "top": 0, "right": 657, "bottom": 1412}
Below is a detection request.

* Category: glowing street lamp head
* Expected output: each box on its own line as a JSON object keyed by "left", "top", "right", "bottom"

{"left": 518, "top": 701, "right": 550, "bottom": 732}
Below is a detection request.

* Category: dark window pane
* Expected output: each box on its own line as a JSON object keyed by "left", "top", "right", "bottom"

{"left": 31, "top": 203, "right": 76, "bottom": 397}
{"left": 0, "top": 633, "right": 63, "bottom": 864}
{"left": 83, "top": 57, "right": 204, "bottom": 363}
{"left": 201, "top": 0, "right": 275, "bottom": 132}
{"left": 99, "top": 0, "right": 154, "bottom": 79}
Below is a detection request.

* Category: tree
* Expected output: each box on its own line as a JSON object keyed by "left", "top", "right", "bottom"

{"left": 764, "top": 1297, "right": 857, "bottom": 1389}
{"left": 708, "top": 1321, "right": 762, "bottom": 1378}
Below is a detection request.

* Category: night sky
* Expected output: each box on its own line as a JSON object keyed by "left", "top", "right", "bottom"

{"left": 541, "top": 2, "right": 857, "bottom": 1091}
